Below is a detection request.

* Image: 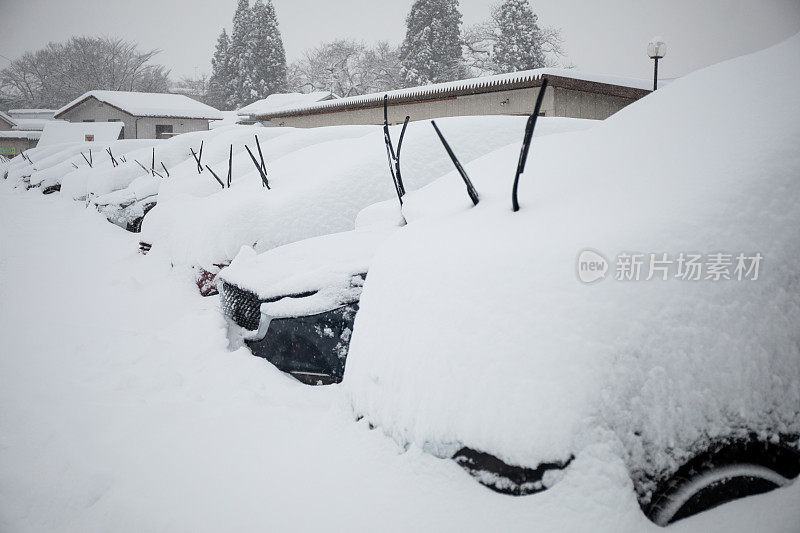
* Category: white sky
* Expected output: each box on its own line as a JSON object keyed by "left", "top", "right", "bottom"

{"left": 1, "top": 0, "right": 799, "bottom": 81}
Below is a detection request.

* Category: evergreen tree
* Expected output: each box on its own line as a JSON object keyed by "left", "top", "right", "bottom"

{"left": 491, "top": 0, "right": 545, "bottom": 72}
{"left": 399, "top": 0, "right": 466, "bottom": 86}
{"left": 249, "top": 0, "right": 288, "bottom": 98}
{"left": 226, "top": 0, "right": 256, "bottom": 108}
{"left": 207, "top": 29, "right": 232, "bottom": 110}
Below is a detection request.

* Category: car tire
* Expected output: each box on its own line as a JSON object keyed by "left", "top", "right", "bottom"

{"left": 646, "top": 438, "right": 799, "bottom": 526}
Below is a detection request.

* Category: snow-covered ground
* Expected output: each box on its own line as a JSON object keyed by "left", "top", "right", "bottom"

{"left": 1, "top": 178, "right": 798, "bottom": 533}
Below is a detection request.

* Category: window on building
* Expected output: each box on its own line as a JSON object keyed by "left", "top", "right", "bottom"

{"left": 83, "top": 119, "right": 95, "bottom": 122}
{"left": 155, "top": 124, "right": 174, "bottom": 139}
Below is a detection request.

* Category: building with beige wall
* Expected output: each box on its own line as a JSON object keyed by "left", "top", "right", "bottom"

{"left": 0, "top": 111, "right": 41, "bottom": 157}
{"left": 54, "top": 91, "right": 223, "bottom": 139}
{"left": 254, "top": 69, "right": 651, "bottom": 128}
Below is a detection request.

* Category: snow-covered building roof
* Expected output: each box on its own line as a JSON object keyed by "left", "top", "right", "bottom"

{"left": 8, "top": 109, "right": 56, "bottom": 120}
{"left": 0, "top": 130, "right": 41, "bottom": 141}
{"left": 238, "top": 92, "right": 337, "bottom": 118}
{"left": 252, "top": 68, "right": 651, "bottom": 121}
{"left": 0, "top": 111, "right": 17, "bottom": 129}
{"left": 12, "top": 118, "right": 60, "bottom": 131}
{"left": 54, "top": 91, "right": 224, "bottom": 120}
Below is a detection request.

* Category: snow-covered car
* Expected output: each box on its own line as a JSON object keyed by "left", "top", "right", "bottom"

{"left": 219, "top": 219, "right": 397, "bottom": 385}
{"left": 342, "top": 35, "right": 800, "bottom": 526}
{"left": 212, "top": 108, "right": 559, "bottom": 382}
{"left": 140, "top": 116, "right": 596, "bottom": 297}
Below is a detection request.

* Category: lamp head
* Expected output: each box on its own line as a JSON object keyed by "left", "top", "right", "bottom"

{"left": 648, "top": 37, "right": 667, "bottom": 59}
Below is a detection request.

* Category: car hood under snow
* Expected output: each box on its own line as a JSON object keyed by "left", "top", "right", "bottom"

{"left": 220, "top": 226, "right": 397, "bottom": 318}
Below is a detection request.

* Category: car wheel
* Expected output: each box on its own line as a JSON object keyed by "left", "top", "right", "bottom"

{"left": 646, "top": 438, "right": 799, "bottom": 526}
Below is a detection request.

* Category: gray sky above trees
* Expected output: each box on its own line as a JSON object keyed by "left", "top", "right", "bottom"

{"left": 1, "top": 0, "right": 798, "bottom": 82}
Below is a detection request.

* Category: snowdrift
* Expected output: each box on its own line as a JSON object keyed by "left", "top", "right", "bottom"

{"left": 343, "top": 34, "right": 800, "bottom": 503}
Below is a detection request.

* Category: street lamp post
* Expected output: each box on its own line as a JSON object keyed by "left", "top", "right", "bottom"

{"left": 647, "top": 37, "right": 667, "bottom": 91}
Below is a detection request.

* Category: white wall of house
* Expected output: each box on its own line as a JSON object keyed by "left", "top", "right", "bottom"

{"left": 57, "top": 97, "right": 210, "bottom": 139}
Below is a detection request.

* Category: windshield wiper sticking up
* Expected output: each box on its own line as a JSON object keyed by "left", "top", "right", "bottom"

{"left": 383, "top": 94, "right": 410, "bottom": 206}
{"left": 512, "top": 78, "right": 548, "bottom": 212}
{"left": 431, "top": 120, "right": 480, "bottom": 206}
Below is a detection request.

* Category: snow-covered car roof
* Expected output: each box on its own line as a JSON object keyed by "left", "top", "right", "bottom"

{"left": 140, "top": 116, "right": 596, "bottom": 269}
{"left": 343, "top": 34, "right": 800, "bottom": 504}
{"left": 54, "top": 90, "right": 224, "bottom": 120}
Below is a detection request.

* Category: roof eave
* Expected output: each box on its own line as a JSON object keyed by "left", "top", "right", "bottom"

{"left": 253, "top": 75, "right": 651, "bottom": 121}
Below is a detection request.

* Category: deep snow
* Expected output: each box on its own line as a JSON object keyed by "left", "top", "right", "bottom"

{"left": 1, "top": 180, "right": 798, "bottom": 533}
{"left": 343, "top": 33, "right": 800, "bottom": 503}
{"left": 142, "top": 116, "right": 594, "bottom": 269}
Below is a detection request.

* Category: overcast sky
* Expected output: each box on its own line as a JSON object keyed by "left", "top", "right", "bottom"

{"left": 1, "top": 0, "right": 799, "bottom": 82}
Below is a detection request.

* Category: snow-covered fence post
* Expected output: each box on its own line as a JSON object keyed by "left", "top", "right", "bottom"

{"left": 431, "top": 120, "right": 480, "bottom": 206}
{"left": 382, "top": 94, "right": 410, "bottom": 206}
{"left": 511, "top": 78, "right": 548, "bottom": 212}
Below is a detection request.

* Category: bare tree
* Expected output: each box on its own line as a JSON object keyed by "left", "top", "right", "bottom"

{"left": 360, "top": 42, "right": 404, "bottom": 92}
{"left": 288, "top": 40, "right": 402, "bottom": 97}
{"left": 172, "top": 74, "right": 211, "bottom": 103}
{"left": 0, "top": 37, "right": 171, "bottom": 109}
{"left": 463, "top": 22, "right": 499, "bottom": 77}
